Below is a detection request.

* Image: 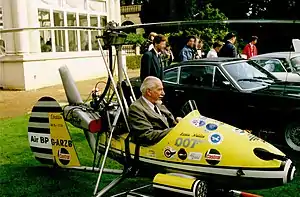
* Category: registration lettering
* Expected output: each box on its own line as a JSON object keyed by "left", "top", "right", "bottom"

{"left": 51, "top": 139, "right": 73, "bottom": 147}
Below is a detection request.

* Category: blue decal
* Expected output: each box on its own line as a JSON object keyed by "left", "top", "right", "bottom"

{"left": 198, "top": 120, "right": 205, "bottom": 126}
{"left": 206, "top": 123, "right": 218, "bottom": 131}
{"left": 209, "top": 133, "right": 223, "bottom": 145}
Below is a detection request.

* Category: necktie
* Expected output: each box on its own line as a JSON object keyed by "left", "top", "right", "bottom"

{"left": 154, "top": 105, "right": 160, "bottom": 114}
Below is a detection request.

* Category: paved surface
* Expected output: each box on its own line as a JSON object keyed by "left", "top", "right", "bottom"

{"left": 0, "top": 69, "right": 139, "bottom": 119}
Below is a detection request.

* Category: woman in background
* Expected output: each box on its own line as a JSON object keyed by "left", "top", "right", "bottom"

{"left": 207, "top": 41, "right": 223, "bottom": 58}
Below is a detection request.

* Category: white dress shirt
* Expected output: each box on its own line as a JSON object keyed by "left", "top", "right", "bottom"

{"left": 206, "top": 49, "right": 218, "bottom": 58}
{"left": 148, "top": 44, "right": 154, "bottom": 51}
{"left": 142, "top": 96, "right": 162, "bottom": 115}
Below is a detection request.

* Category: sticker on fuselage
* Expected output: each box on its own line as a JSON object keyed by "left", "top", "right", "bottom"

{"left": 188, "top": 152, "right": 202, "bottom": 161}
{"left": 163, "top": 146, "right": 176, "bottom": 159}
{"left": 205, "top": 123, "right": 218, "bottom": 132}
{"left": 58, "top": 147, "right": 71, "bottom": 165}
{"left": 178, "top": 148, "right": 187, "bottom": 160}
{"left": 190, "top": 118, "right": 206, "bottom": 127}
{"left": 175, "top": 137, "right": 204, "bottom": 148}
{"left": 208, "top": 132, "right": 223, "bottom": 145}
{"left": 205, "top": 149, "right": 222, "bottom": 165}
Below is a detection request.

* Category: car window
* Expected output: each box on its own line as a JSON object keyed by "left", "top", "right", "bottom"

{"left": 253, "top": 59, "right": 285, "bottom": 72}
{"left": 291, "top": 56, "right": 300, "bottom": 71}
{"left": 163, "top": 67, "right": 178, "bottom": 83}
{"left": 179, "top": 65, "right": 214, "bottom": 87}
{"left": 277, "top": 58, "right": 290, "bottom": 70}
{"left": 213, "top": 68, "right": 230, "bottom": 88}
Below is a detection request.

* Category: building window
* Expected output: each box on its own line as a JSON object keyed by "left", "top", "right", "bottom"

{"left": 67, "top": 13, "right": 78, "bottom": 51}
{"left": 79, "top": 14, "right": 88, "bottom": 51}
{"left": 38, "top": 9, "right": 52, "bottom": 52}
{"left": 90, "top": 15, "right": 99, "bottom": 50}
{"left": 100, "top": 16, "right": 107, "bottom": 27}
{"left": 53, "top": 11, "right": 66, "bottom": 52}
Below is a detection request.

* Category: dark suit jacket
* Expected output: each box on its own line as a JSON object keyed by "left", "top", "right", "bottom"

{"left": 219, "top": 41, "right": 237, "bottom": 58}
{"left": 128, "top": 97, "right": 176, "bottom": 146}
{"left": 140, "top": 49, "right": 163, "bottom": 82}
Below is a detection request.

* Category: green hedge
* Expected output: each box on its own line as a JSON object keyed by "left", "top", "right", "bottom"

{"left": 126, "top": 55, "right": 142, "bottom": 70}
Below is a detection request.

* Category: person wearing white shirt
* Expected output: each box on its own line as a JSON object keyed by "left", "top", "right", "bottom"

{"left": 207, "top": 41, "right": 223, "bottom": 58}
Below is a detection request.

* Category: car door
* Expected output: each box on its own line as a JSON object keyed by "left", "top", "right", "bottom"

{"left": 173, "top": 64, "right": 237, "bottom": 122}
{"left": 210, "top": 66, "right": 245, "bottom": 127}
{"left": 175, "top": 65, "right": 214, "bottom": 117}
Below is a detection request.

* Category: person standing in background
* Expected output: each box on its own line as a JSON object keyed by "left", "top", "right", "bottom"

{"left": 179, "top": 36, "right": 196, "bottom": 61}
{"left": 161, "top": 43, "right": 174, "bottom": 67}
{"left": 140, "top": 34, "right": 167, "bottom": 82}
{"left": 207, "top": 41, "right": 223, "bottom": 58}
{"left": 242, "top": 36, "right": 258, "bottom": 59}
{"left": 219, "top": 32, "right": 237, "bottom": 58}
{"left": 141, "top": 32, "right": 157, "bottom": 54}
{"left": 147, "top": 32, "right": 157, "bottom": 51}
{"left": 194, "top": 38, "right": 204, "bottom": 59}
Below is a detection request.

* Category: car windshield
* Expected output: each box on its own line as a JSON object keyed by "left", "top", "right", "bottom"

{"left": 222, "top": 60, "right": 275, "bottom": 90}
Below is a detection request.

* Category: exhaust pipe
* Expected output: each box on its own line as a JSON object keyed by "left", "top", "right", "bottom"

{"left": 58, "top": 65, "right": 101, "bottom": 154}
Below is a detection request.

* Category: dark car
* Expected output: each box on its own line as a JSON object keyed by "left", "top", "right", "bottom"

{"left": 127, "top": 58, "right": 300, "bottom": 152}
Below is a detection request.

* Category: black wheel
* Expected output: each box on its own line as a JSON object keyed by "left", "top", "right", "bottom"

{"left": 284, "top": 122, "right": 300, "bottom": 152}
{"left": 194, "top": 180, "right": 208, "bottom": 197}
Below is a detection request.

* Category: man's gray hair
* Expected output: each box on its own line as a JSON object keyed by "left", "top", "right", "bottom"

{"left": 140, "top": 76, "right": 161, "bottom": 95}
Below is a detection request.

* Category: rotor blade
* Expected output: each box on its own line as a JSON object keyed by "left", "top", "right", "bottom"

{"left": 116, "top": 19, "right": 300, "bottom": 30}
{"left": 0, "top": 26, "right": 105, "bottom": 33}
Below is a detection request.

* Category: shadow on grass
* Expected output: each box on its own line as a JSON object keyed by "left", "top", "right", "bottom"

{"left": 0, "top": 164, "right": 150, "bottom": 197}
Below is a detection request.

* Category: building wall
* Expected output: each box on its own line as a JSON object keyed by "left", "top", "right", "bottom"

{"left": 0, "top": 0, "right": 123, "bottom": 90}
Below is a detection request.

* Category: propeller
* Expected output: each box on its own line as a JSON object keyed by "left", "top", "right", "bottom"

{"left": 0, "top": 26, "right": 106, "bottom": 33}
{"left": 0, "top": 19, "right": 300, "bottom": 33}
{"left": 115, "top": 19, "right": 300, "bottom": 30}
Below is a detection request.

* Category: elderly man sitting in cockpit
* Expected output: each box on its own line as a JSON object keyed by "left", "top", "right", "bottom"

{"left": 128, "top": 76, "right": 182, "bottom": 146}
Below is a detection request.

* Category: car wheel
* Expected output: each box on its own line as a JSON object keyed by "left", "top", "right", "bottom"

{"left": 285, "top": 122, "right": 300, "bottom": 151}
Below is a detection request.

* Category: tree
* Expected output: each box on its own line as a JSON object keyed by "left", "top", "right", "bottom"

{"left": 166, "top": 3, "right": 229, "bottom": 60}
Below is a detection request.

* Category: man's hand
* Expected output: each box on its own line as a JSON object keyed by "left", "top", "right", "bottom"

{"left": 176, "top": 117, "right": 183, "bottom": 123}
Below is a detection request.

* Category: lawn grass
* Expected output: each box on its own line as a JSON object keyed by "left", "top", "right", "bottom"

{"left": 1, "top": 115, "right": 300, "bottom": 197}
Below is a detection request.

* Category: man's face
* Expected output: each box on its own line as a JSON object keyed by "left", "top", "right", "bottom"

{"left": 187, "top": 38, "right": 195, "bottom": 47}
{"left": 232, "top": 36, "right": 237, "bottom": 44}
{"left": 253, "top": 39, "right": 257, "bottom": 44}
{"left": 156, "top": 41, "right": 166, "bottom": 52}
{"left": 147, "top": 81, "right": 165, "bottom": 103}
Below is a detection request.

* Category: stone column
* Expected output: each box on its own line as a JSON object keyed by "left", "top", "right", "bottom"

{"left": 27, "top": 0, "right": 41, "bottom": 53}
{"left": 2, "top": 0, "right": 40, "bottom": 54}
{"left": 2, "top": 0, "right": 15, "bottom": 54}
{"left": 114, "top": 0, "right": 121, "bottom": 25}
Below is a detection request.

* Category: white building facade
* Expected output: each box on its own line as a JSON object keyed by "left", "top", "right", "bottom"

{"left": 0, "top": 0, "right": 122, "bottom": 90}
